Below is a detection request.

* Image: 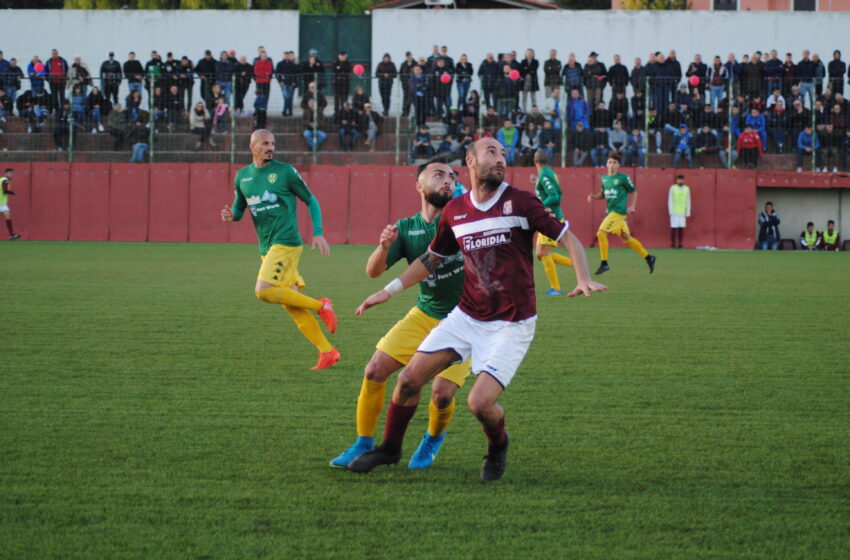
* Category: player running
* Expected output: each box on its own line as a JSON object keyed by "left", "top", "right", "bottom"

{"left": 329, "top": 160, "right": 469, "bottom": 470}
{"left": 0, "top": 169, "right": 20, "bottom": 240}
{"left": 221, "top": 129, "right": 339, "bottom": 371}
{"left": 350, "top": 138, "right": 606, "bottom": 481}
{"left": 531, "top": 150, "right": 572, "bottom": 295}
{"left": 587, "top": 154, "right": 656, "bottom": 275}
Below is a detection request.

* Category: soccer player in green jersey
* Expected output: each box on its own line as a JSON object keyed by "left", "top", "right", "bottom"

{"left": 0, "top": 169, "right": 20, "bottom": 240}
{"left": 221, "top": 129, "right": 339, "bottom": 370}
{"left": 329, "top": 160, "right": 469, "bottom": 470}
{"left": 531, "top": 150, "right": 572, "bottom": 295}
{"left": 587, "top": 154, "right": 656, "bottom": 275}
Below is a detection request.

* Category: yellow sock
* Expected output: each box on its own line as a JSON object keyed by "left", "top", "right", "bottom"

{"left": 626, "top": 237, "right": 649, "bottom": 258}
{"left": 550, "top": 253, "right": 573, "bottom": 267}
{"left": 356, "top": 378, "right": 386, "bottom": 438}
{"left": 284, "top": 305, "right": 333, "bottom": 353}
{"left": 597, "top": 232, "right": 609, "bottom": 261}
{"left": 540, "top": 255, "right": 560, "bottom": 291}
{"left": 428, "top": 397, "right": 456, "bottom": 437}
{"left": 256, "top": 286, "right": 322, "bottom": 311}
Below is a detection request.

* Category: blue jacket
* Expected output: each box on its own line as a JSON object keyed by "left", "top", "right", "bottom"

{"left": 797, "top": 130, "right": 820, "bottom": 150}
{"left": 764, "top": 59, "right": 783, "bottom": 80}
{"left": 567, "top": 97, "right": 589, "bottom": 127}
{"left": 744, "top": 113, "right": 766, "bottom": 133}
{"left": 26, "top": 61, "right": 46, "bottom": 88}
{"left": 723, "top": 59, "right": 741, "bottom": 82}
{"left": 561, "top": 64, "right": 583, "bottom": 88}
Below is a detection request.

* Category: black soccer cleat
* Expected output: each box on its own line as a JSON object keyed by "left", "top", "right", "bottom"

{"left": 9, "top": 234, "right": 20, "bottom": 240}
{"left": 646, "top": 254, "right": 656, "bottom": 274}
{"left": 594, "top": 262, "right": 610, "bottom": 275}
{"left": 481, "top": 433, "right": 510, "bottom": 482}
{"left": 347, "top": 443, "right": 402, "bottom": 473}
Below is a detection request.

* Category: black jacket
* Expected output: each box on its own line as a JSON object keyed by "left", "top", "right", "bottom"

{"left": 376, "top": 61, "right": 398, "bottom": 84}
{"left": 607, "top": 63, "right": 629, "bottom": 91}
{"left": 758, "top": 211, "right": 780, "bottom": 242}
{"left": 543, "top": 58, "right": 562, "bottom": 88}
{"left": 583, "top": 61, "right": 607, "bottom": 89}
{"left": 519, "top": 58, "right": 539, "bottom": 91}
{"left": 100, "top": 59, "right": 122, "bottom": 82}
{"left": 193, "top": 57, "right": 217, "bottom": 81}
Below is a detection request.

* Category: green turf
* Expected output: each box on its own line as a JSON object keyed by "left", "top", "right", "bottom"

{"left": 1, "top": 242, "right": 848, "bottom": 559}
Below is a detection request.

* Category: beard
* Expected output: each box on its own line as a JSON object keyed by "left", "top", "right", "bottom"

{"left": 478, "top": 165, "right": 504, "bottom": 191}
{"left": 424, "top": 189, "right": 452, "bottom": 208}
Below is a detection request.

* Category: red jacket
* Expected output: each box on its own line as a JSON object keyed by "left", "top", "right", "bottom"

{"left": 253, "top": 59, "right": 273, "bottom": 84}
{"left": 737, "top": 130, "right": 763, "bottom": 155}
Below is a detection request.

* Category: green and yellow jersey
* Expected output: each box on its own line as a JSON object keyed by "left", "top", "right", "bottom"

{"left": 535, "top": 166, "right": 563, "bottom": 221}
{"left": 600, "top": 172, "right": 635, "bottom": 215}
{"left": 0, "top": 177, "right": 9, "bottom": 206}
{"left": 385, "top": 212, "right": 464, "bottom": 320}
{"left": 231, "top": 160, "right": 323, "bottom": 255}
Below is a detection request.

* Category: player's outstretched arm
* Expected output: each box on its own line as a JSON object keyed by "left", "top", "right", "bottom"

{"left": 355, "top": 251, "right": 443, "bottom": 315}
{"left": 365, "top": 224, "right": 398, "bottom": 278}
{"left": 560, "top": 230, "right": 607, "bottom": 298}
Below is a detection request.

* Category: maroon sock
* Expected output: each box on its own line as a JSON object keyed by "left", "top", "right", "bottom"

{"left": 383, "top": 402, "right": 418, "bottom": 446}
{"left": 5, "top": 219, "right": 13, "bottom": 236}
{"left": 483, "top": 415, "right": 506, "bottom": 448}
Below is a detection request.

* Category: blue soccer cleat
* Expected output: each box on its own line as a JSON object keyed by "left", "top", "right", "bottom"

{"left": 329, "top": 436, "right": 374, "bottom": 468}
{"left": 408, "top": 432, "right": 446, "bottom": 469}
{"left": 544, "top": 289, "right": 563, "bottom": 296}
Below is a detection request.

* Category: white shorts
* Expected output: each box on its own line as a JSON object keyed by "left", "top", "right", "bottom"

{"left": 670, "top": 215, "right": 687, "bottom": 228}
{"left": 0, "top": 205, "right": 9, "bottom": 213}
{"left": 417, "top": 307, "right": 536, "bottom": 388}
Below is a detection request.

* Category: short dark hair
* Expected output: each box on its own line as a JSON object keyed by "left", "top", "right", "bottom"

{"left": 828, "top": 219, "right": 835, "bottom": 225}
{"left": 607, "top": 153, "right": 621, "bottom": 163}
{"left": 416, "top": 158, "right": 448, "bottom": 179}
{"left": 4, "top": 168, "right": 13, "bottom": 173}
{"left": 807, "top": 221, "right": 814, "bottom": 227}
{"left": 676, "top": 174, "right": 685, "bottom": 179}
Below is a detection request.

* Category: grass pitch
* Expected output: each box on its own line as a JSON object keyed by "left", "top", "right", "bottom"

{"left": 1, "top": 242, "right": 848, "bottom": 559}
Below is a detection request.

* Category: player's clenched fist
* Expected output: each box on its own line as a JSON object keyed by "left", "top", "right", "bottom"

{"left": 221, "top": 205, "right": 234, "bottom": 221}
{"left": 379, "top": 224, "right": 399, "bottom": 248}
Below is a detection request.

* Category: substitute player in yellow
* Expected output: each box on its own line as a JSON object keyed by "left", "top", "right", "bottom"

{"left": 531, "top": 150, "right": 572, "bottom": 295}
{"left": 329, "top": 160, "right": 469, "bottom": 470}
{"left": 221, "top": 129, "right": 339, "bottom": 370}
{"left": 587, "top": 153, "right": 656, "bottom": 275}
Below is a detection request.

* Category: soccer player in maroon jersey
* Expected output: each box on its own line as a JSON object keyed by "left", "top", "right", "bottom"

{"left": 349, "top": 138, "right": 607, "bottom": 481}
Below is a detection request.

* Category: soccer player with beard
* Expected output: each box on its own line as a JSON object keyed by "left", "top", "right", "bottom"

{"left": 221, "top": 129, "right": 339, "bottom": 371}
{"left": 329, "top": 160, "right": 469, "bottom": 470}
{"left": 349, "top": 138, "right": 606, "bottom": 481}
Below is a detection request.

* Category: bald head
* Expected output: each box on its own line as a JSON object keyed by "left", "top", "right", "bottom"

{"left": 465, "top": 137, "right": 505, "bottom": 192}
{"left": 250, "top": 129, "right": 275, "bottom": 165}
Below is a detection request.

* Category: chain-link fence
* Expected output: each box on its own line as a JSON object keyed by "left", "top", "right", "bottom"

{"left": 0, "top": 72, "right": 842, "bottom": 172}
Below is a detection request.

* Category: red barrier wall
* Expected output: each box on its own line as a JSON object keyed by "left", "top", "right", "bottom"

{"left": 10, "top": 163, "right": 838, "bottom": 250}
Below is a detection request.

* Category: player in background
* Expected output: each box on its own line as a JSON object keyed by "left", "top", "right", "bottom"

{"left": 221, "top": 129, "right": 339, "bottom": 370}
{"left": 668, "top": 174, "right": 691, "bottom": 248}
{"left": 587, "top": 154, "right": 656, "bottom": 275}
{"left": 0, "top": 169, "right": 20, "bottom": 240}
{"left": 329, "top": 160, "right": 469, "bottom": 470}
{"left": 349, "top": 138, "right": 606, "bottom": 481}
{"left": 531, "top": 150, "right": 572, "bottom": 295}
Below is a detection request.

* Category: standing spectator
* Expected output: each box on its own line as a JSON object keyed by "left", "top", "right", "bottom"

{"left": 0, "top": 52, "right": 8, "bottom": 90}
{"left": 744, "top": 108, "right": 768, "bottom": 149}
{"left": 46, "top": 49, "right": 69, "bottom": 109}
{"left": 128, "top": 120, "right": 149, "bottom": 162}
{"left": 331, "top": 51, "right": 352, "bottom": 114}
{"left": 543, "top": 50, "right": 561, "bottom": 99}
{"left": 668, "top": 174, "right": 691, "bottom": 248}
{"left": 375, "top": 53, "right": 397, "bottom": 117}
{"left": 519, "top": 49, "right": 539, "bottom": 112}
{"left": 432, "top": 57, "right": 453, "bottom": 118}
{"left": 796, "top": 125, "right": 821, "bottom": 171}
{"left": 583, "top": 52, "right": 606, "bottom": 108}
{"left": 274, "top": 51, "right": 298, "bottom": 117}
{"left": 234, "top": 56, "right": 253, "bottom": 115}
{"left": 667, "top": 50, "right": 683, "bottom": 86}
{"left": 764, "top": 50, "right": 783, "bottom": 99}
{"left": 737, "top": 124, "right": 764, "bottom": 168}
{"left": 766, "top": 100, "right": 788, "bottom": 153}
{"left": 631, "top": 57, "right": 646, "bottom": 96}
{"left": 625, "top": 128, "right": 644, "bottom": 167}
{"left": 497, "top": 119, "right": 519, "bottom": 165}
{"left": 822, "top": 123, "right": 842, "bottom": 172}
{"left": 724, "top": 52, "right": 742, "bottom": 99}
{"left": 570, "top": 121, "right": 592, "bottom": 166}
{"left": 477, "top": 53, "right": 500, "bottom": 110}
{"left": 494, "top": 64, "right": 518, "bottom": 117}
{"left": 799, "top": 222, "right": 822, "bottom": 251}
{"left": 193, "top": 50, "right": 217, "bottom": 109}
{"left": 106, "top": 102, "right": 126, "bottom": 151}
{"left": 144, "top": 51, "right": 163, "bottom": 97}
{"left": 399, "top": 52, "right": 416, "bottom": 117}
{"left": 631, "top": 89, "right": 646, "bottom": 130}
{"left": 52, "top": 100, "right": 71, "bottom": 151}
{"left": 812, "top": 53, "right": 826, "bottom": 98}
{"left": 561, "top": 53, "right": 583, "bottom": 97}
{"left": 162, "top": 52, "right": 181, "bottom": 92}
{"left": 842, "top": 128, "right": 850, "bottom": 171}
{"left": 215, "top": 51, "right": 233, "bottom": 104}
{"left": 758, "top": 201, "right": 781, "bottom": 250}
{"left": 566, "top": 88, "right": 589, "bottom": 130}
{"left": 176, "top": 57, "right": 195, "bottom": 109}
{"left": 607, "top": 54, "right": 629, "bottom": 95}
{"left": 781, "top": 52, "right": 797, "bottom": 98}
{"left": 2, "top": 58, "right": 23, "bottom": 112}
{"left": 741, "top": 52, "right": 764, "bottom": 101}
{"left": 650, "top": 52, "right": 670, "bottom": 115}
{"left": 686, "top": 54, "right": 708, "bottom": 96}
{"left": 300, "top": 81, "right": 327, "bottom": 116}
{"left": 797, "top": 50, "right": 816, "bottom": 108}
{"left": 302, "top": 99, "right": 326, "bottom": 151}
{"left": 86, "top": 86, "right": 107, "bottom": 133}
{"left": 409, "top": 65, "right": 428, "bottom": 125}
{"left": 821, "top": 220, "right": 840, "bottom": 251}
{"left": 828, "top": 50, "right": 846, "bottom": 96}
{"left": 590, "top": 125, "right": 609, "bottom": 168}
{"left": 359, "top": 102, "right": 383, "bottom": 151}
{"left": 100, "top": 51, "right": 122, "bottom": 105}
{"left": 336, "top": 101, "right": 359, "bottom": 151}
{"left": 455, "top": 54, "right": 473, "bottom": 113}
{"left": 301, "top": 49, "right": 324, "bottom": 92}
{"left": 252, "top": 50, "right": 273, "bottom": 100}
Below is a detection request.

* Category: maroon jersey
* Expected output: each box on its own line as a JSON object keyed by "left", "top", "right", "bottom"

{"left": 429, "top": 183, "right": 569, "bottom": 322}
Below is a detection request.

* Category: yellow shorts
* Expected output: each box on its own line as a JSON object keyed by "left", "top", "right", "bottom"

{"left": 537, "top": 218, "right": 564, "bottom": 247}
{"left": 598, "top": 212, "right": 630, "bottom": 236}
{"left": 376, "top": 306, "right": 470, "bottom": 387}
{"left": 259, "top": 244, "right": 306, "bottom": 288}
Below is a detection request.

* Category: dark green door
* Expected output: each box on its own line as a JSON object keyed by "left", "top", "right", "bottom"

{"left": 299, "top": 14, "right": 372, "bottom": 94}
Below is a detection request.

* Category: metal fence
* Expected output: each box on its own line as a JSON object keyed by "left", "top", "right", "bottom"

{"left": 0, "top": 73, "right": 842, "bottom": 172}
